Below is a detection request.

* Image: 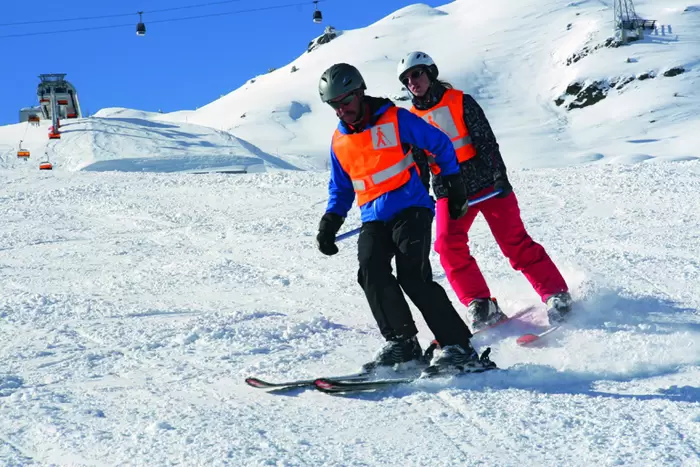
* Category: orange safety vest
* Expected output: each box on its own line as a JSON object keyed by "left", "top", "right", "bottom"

{"left": 410, "top": 88, "right": 477, "bottom": 174}
{"left": 332, "top": 106, "right": 416, "bottom": 206}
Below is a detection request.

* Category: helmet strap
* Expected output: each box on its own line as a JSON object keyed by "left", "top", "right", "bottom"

{"left": 348, "top": 99, "right": 370, "bottom": 131}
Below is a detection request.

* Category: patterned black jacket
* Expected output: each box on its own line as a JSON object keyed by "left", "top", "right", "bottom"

{"left": 411, "top": 83, "right": 509, "bottom": 199}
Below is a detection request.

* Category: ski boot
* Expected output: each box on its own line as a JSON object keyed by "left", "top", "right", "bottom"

{"left": 546, "top": 292, "right": 573, "bottom": 324}
{"left": 361, "top": 335, "right": 425, "bottom": 374}
{"left": 466, "top": 297, "right": 508, "bottom": 332}
{"left": 422, "top": 340, "right": 497, "bottom": 377}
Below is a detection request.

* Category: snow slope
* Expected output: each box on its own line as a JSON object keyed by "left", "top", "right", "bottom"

{"left": 0, "top": 109, "right": 290, "bottom": 174}
{"left": 178, "top": 0, "right": 700, "bottom": 168}
{"left": 1, "top": 161, "right": 699, "bottom": 465}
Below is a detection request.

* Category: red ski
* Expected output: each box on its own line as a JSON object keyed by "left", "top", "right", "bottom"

{"left": 516, "top": 325, "right": 562, "bottom": 346}
{"left": 471, "top": 305, "right": 538, "bottom": 336}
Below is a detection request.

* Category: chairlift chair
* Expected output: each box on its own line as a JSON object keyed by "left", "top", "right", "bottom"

{"left": 17, "top": 140, "right": 30, "bottom": 159}
{"left": 39, "top": 151, "right": 53, "bottom": 170}
{"left": 17, "top": 150, "right": 30, "bottom": 158}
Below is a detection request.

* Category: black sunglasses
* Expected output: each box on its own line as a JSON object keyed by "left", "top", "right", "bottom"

{"left": 401, "top": 68, "right": 425, "bottom": 86}
{"left": 328, "top": 91, "right": 357, "bottom": 109}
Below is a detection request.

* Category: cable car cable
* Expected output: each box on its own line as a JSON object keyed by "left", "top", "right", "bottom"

{"left": 0, "top": 0, "right": 326, "bottom": 28}
{"left": 0, "top": 1, "right": 325, "bottom": 39}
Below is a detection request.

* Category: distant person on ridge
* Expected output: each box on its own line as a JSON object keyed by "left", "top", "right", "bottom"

{"left": 314, "top": 62, "right": 495, "bottom": 376}
{"left": 396, "top": 51, "right": 572, "bottom": 330}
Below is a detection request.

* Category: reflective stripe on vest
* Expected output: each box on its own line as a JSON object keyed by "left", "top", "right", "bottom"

{"left": 410, "top": 89, "right": 477, "bottom": 172}
{"left": 425, "top": 134, "right": 472, "bottom": 164}
{"left": 332, "top": 106, "right": 416, "bottom": 206}
{"left": 351, "top": 151, "right": 414, "bottom": 191}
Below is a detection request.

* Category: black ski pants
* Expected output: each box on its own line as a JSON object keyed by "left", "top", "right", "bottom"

{"left": 356, "top": 207, "right": 474, "bottom": 347}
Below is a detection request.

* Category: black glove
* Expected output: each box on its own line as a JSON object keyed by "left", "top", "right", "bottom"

{"left": 316, "top": 212, "right": 344, "bottom": 256}
{"left": 493, "top": 178, "right": 512, "bottom": 198}
{"left": 443, "top": 173, "right": 468, "bottom": 220}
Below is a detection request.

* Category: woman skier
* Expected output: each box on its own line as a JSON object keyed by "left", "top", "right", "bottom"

{"left": 396, "top": 51, "right": 572, "bottom": 330}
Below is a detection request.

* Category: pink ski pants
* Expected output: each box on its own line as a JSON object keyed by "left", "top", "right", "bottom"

{"left": 434, "top": 191, "right": 568, "bottom": 306}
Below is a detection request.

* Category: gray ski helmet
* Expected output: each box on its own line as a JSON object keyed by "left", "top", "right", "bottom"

{"left": 318, "top": 63, "right": 367, "bottom": 103}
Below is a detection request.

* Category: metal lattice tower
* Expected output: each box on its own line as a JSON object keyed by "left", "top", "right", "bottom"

{"left": 613, "top": 0, "right": 657, "bottom": 42}
{"left": 614, "top": 0, "right": 639, "bottom": 30}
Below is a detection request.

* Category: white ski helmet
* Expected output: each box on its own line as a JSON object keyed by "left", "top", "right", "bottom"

{"left": 397, "top": 51, "right": 438, "bottom": 81}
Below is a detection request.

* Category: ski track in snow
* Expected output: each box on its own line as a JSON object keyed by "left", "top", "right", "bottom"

{"left": 0, "top": 161, "right": 699, "bottom": 465}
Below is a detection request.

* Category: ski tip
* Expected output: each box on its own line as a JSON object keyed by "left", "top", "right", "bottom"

{"left": 516, "top": 334, "right": 539, "bottom": 346}
{"left": 245, "top": 377, "right": 269, "bottom": 388}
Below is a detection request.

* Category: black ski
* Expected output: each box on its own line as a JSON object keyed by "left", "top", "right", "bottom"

{"left": 314, "top": 366, "right": 499, "bottom": 394}
{"left": 245, "top": 372, "right": 369, "bottom": 390}
{"left": 314, "top": 348, "right": 499, "bottom": 394}
{"left": 314, "top": 376, "right": 416, "bottom": 393}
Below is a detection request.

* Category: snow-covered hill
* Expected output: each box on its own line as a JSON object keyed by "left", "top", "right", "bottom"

{"left": 0, "top": 109, "right": 295, "bottom": 174}
{"left": 178, "top": 0, "right": 700, "bottom": 168}
{"left": 2, "top": 1, "right": 698, "bottom": 172}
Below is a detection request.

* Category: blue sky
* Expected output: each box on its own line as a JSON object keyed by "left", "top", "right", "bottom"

{"left": 1, "top": 0, "right": 445, "bottom": 126}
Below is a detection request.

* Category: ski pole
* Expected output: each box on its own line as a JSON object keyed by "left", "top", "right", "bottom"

{"left": 336, "top": 188, "right": 503, "bottom": 242}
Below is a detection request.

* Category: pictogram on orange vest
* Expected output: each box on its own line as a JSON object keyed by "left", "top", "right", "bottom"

{"left": 410, "top": 89, "right": 476, "bottom": 174}
{"left": 332, "top": 106, "right": 416, "bottom": 206}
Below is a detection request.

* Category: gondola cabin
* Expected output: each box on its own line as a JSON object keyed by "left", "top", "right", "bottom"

{"left": 313, "top": 1, "right": 322, "bottom": 23}
{"left": 137, "top": 12, "right": 146, "bottom": 36}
